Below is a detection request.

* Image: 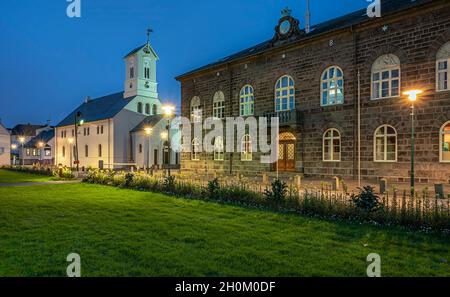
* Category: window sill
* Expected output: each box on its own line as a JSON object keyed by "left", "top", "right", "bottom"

{"left": 373, "top": 160, "right": 397, "bottom": 163}
{"left": 370, "top": 96, "right": 400, "bottom": 101}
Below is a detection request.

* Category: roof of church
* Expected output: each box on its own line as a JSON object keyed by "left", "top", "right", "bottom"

{"left": 176, "top": 0, "right": 433, "bottom": 79}
{"left": 130, "top": 115, "right": 164, "bottom": 133}
{"left": 56, "top": 92, "right": 134, "bottom": 127}
{"left": 124, "top": 43, "right": 159, "bottom": 59}
{"left": 10, "top": 124, "right": 47, "bottom": 136}
{"left": 24, "top": 129, "right": 55, "bottom": 148}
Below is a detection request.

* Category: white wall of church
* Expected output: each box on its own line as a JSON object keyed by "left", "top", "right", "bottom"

{"left": 55, "top": 119, "right": 114, "bottom": 169}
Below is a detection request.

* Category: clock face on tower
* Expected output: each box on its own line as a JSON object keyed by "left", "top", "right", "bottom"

{"left": 279, "top": 19, "right": 291, "bottom": 35}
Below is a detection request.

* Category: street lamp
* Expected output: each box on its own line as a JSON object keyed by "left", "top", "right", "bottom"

{"left": 403, "top": 90, "right": 423, "bottom": 197}
{"left": 144, "top": 127, "right": 153, "bottom": 173}
{"left": 38, "top": 141, "right": 44, "bottom": 165}
{"left": 68, "top": 138, "right": 74, "bottom": 168}
{"left": 11, "top": 144, "right": 17, "bottom": 165}
{"left": 18, "top": 136, "right": 25, "bottom": 166}
{"left": 161, "top": 104, "right": 175, "bottom": 176}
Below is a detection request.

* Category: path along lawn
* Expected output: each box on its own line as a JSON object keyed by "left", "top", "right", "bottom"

{"left": 0, "top": 169, "right": 51, "bottom": 183}
{"left": 0, "top": 182, "right": 449, "bottom": 276}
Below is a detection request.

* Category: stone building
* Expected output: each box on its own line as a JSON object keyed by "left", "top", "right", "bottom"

{"left": 176, "top": 0, "right": 450, "bottom": 183}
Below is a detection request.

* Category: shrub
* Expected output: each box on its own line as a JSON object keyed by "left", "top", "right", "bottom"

{"left": 351, "top": 186, "right": 382, "bottom": 212}
{"left": 264, "top": 179, "right": 288, "bottom": 202}
{"left": 163, "top": 175, "right": 176, "bottom": 193}
{"left": 207, "top": 178, "right": 220, "bottom": 198}
{"left": 124, "top": 172, "right": 134, "bottom": 187}
{"left": 53, "top": 167, "right": 75, "bottom": 180}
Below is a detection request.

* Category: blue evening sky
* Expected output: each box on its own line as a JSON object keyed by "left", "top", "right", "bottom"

{"left": 0, "top": 0, "right": 367, "bottom": 128}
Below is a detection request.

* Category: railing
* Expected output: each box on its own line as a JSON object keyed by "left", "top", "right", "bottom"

{"left": 263, "top": 110, "right": 301, "bottom": 126}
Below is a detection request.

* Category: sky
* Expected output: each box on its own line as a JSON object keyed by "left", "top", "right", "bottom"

{"left": 0, "top": 0, "right": 368, "bottom": 128}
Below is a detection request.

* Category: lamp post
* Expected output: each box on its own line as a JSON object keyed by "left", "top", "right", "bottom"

{"left": 18, "top": 137, "right": 25, "bottom": 166}
{"left": 403, "top": 90, "right": 423, "bottom": 197}
{"left": 11, "top": 144, "right": 17, "bottom": 165}
{"left": 68, "top": 138, "right": 74, "bottom": 168}
{"left": 161, "top": 104, "right": 175, "bottom": 177}
{"left": 74, "top": 111, "right": 83, "bottom": 171}
{"left": 38, "top": 141, "right": 44, "bottom": 165}
{"left": 144, "top": 127, "right": 153, "bottom": 173}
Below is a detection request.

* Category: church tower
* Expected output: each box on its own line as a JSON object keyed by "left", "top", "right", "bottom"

{"left": 124, "top": 29, "right": 159, "bottom": 99}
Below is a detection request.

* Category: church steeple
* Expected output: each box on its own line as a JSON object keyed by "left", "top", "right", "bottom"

{"left": 124, "top": 29, "right": 159, "bottom": 99}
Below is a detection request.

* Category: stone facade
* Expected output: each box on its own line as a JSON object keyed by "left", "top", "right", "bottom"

{"left": 177, "top": 0, "right": 450, "bottom": 183}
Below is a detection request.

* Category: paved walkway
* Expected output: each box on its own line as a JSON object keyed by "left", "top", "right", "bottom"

{"left": 0, "top": 180, "right": 82, "bottom": 187}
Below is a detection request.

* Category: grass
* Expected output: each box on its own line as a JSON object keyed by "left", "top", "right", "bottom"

{"left": 0, "top": 169, "right": 52, "bottom": 184}
{"left": 0, "top": 182, "right": 449, "bottom": 276}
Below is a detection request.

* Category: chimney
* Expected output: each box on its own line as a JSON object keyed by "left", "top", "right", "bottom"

{"left": 305, "top": 0, "right": 311, "bottom": 34}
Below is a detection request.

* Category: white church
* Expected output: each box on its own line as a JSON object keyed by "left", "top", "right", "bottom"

{"left": 55, "top": 36, "right": 179, "bottom": 170}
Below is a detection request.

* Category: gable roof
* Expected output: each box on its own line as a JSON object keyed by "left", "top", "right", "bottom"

{"left": 130, "top": 115, "right": 164, "bottom": 133}
{"left": 56, "top": 92, "right": 135, "bottom": 127}
{"left": 124, "top": 43, "right": 159, "bottom": 60}
{"left": 10, "top": 124, "right": 46, "bottom": 136}
{"left": 176, "top": 0, "right": 434, "bottom": 79}
{"left": 24, "top": 129, "right": 55, "bottom": 148}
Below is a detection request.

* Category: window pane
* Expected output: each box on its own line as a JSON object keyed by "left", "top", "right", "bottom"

{"left": 391, "top": 69, "right": 399, "bottom": 78}
{"left": 382, "top": 71, "right": 390, "bottom": 80}
{"left": 373, "top": 73, "right": 380, "bottom": 81}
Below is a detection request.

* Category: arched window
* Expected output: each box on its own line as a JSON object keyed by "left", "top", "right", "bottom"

{"left": 192, "top": 138, "right": 200, "bottom": 160}
{"left": 323, "top": 129, "right": 341, "bottom": 161}
{"left": 213, "top": 91, "right": 225, "bottom": 119}
{"left": 62, "top": 146, "right": 66, "bottom": 158}
{"left": 241, "top": 134, "right": 252, "bottom": 161}
{"left": 144, "top": 58, "right": 151, "bottom": 79}
{"left": 152, "top": 104, "right": 157, "bottom": 115}
{"left": 85, "top": 145, "right": 89, "bottom": 158}
{"left": 137, "top": 102, "right": 143, "bottom": 113}
{"left": 371, "top": 54, "right": 401, "bottom": 99}
{"left": 440, "top": 121, "right": 450, "bottom": 162}
{"left": 240, "top": 85, "right": 254, "bottom": 116}
{"left": 374, "top": 125, "right": 397, "bottom": 162}
{"left": 190, "top": 96, "right": 201, "bottom": 123}
{"left": 436, "top": 42, "right": 450, "bottom": 91}
{"left": 145, "top": 103, "right": 150, "bottom": 115}
{"left": 139, "top": 144, "right": 142, "bottom": 154}
{"left": 275, "top": 75, "right": 295, "bottom": 112}
{"left": 98, "top": 144, "right": 102, "bottom": 157}
{"left": 321, "top": 66, "right": 344, "bottom": 106}
{"left": 214, "top": 137, "right": 224, "bottom": 161}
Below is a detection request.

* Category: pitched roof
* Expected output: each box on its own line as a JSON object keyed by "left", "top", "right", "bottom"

{"left": 124, "top": 43, "right": 159, "bottom": 59}
{"left": 10, "top": 124, "right": 47, "bottom": 136}
{"left": 56, "top": 92, "right": 135, "bottom": 127}
{"left": 130, "top": 115, "right": 164, "bottom": 133}
{"left": 176, "top": 0, "right": 434, "bottom": 79}
{"left": 24, "top": 129, "right": 55, "bottom": 148}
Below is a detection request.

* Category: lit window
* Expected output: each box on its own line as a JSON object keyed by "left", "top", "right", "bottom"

{"left": 440, "top": 121, "right": 450, "bottom": 162}
{"left": 214, "top": 137, "right": 224, "bottom": 161}
{"left": 374, "top": 125, "right": 397, "bottom": 162}
{"left": 241, "top": 134, "right": 252, "bottom": 161}
{"left": 275, "top": 75, "right": 295, "bottom": 112}
{"left": 190, "top": 96, "right": 201, "bottom": 123}
{"left": 436, "top": 42, "right": 450, "bottom": 91}
{"left": 371, "top": 54, "right": 401, "bottom": 99}
{"left": 321, "top": 66, "right": 344, "bottom": 106}
{"left": 44, "top": 148, "right": 51, "bottom": 156}
{"left": 213, "top": 91, "right": 225, "bottom": 119}
{"left": 323, "top": 129, "right": 341, "bottom": 161}
{"left": 240, "top": 85, "right": 254, "bottom": 116}
{"left": 192, "top": 138, "right": 200, "bottom": 160}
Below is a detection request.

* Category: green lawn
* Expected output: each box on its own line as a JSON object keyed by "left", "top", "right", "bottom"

{"left": 0, "top": 182, "right": 448, "bottom": 276}
{"left": 0, "top": 169, "right": 51, "bottom": 183}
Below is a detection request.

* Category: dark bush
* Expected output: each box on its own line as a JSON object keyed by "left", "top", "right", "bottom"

{"left": 351, "top": 186, "right": 382, "bottom": 212}
{"left": 264, "top": 179, "right": 288, "bottom": 202}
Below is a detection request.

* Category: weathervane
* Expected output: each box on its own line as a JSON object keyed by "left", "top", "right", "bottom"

{"left": 281, "top": 7, "right": 292, "bottom": 17}
{"left": 144, "top": 28, "right": 153, "bottom": 53}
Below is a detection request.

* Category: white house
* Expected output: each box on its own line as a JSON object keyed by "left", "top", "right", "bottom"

{"left": 0, "top": 122, "right": 11, "bottom": 166}
{"left": 23, "top": 128, "right": 55, "bottom": 165}
{"left": 55, "top": 37, "right": 178, "bottom": 170}
{"left": 10, "top": 124, "right": 48, "bottom": 165}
